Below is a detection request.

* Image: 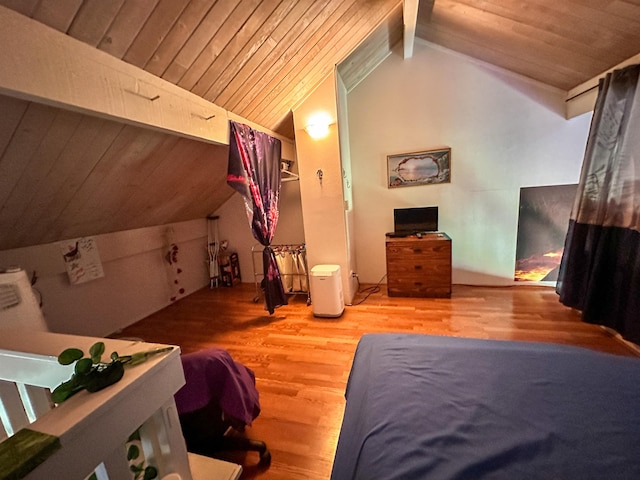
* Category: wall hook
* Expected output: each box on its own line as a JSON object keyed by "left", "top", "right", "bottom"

{"left": 125, "top": 89, "right": 160, "bottom": 101}
{"left": 191, "top": 112, "right": 216, "bottom": 121}
{"left": 316, "top": 169, "right": 323, "bottom": 185}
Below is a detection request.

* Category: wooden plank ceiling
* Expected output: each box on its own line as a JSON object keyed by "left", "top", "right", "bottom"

{"left": 1, "top": 0, "right": 640, "bottom": 250}
{"left": 415, "top": 0, "right": 640, "bottom": 92}
{"left": 0, "top": 95, "right": 231, "bottom": 249}
{"left": 1, "top": 0, "right": 402, "bottom": 137}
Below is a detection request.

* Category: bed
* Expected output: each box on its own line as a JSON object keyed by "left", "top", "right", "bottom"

{"left": 331, "top": 334, "right": 640, "bottom": 480}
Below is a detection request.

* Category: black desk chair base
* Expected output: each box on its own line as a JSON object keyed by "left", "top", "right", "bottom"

{"left": 179, "top": 401, "right": 271, "bottom": 468}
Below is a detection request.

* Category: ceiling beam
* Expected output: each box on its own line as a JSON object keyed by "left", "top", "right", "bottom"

{"left": 0, "top": 6, "right": 294, "bottom": 156}
{"left": 565, "top": 52, "right": 640, "bottom": 119}
{"left": 403, "top": 0, "right": 419, "bottom": 59}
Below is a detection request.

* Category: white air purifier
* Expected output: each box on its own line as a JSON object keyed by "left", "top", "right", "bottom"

{"left": 310, "top": 264, "right": 344, "bottom": 318}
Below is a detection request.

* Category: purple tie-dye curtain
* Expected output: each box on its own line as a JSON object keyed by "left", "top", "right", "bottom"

{"left": 227, "top": 120, "right": 287, "bottom": 314}
{"left": 556, "top": 64, "right": 640, "bottom": 344}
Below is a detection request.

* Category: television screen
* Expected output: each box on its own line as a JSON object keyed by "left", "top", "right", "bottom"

{"left": 393, "top": 206, "right": 438, "bottom": 234}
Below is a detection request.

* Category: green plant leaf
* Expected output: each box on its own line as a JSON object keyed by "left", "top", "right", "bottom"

{"left": 127, "top": 444, "right": 140, "bottom": 461}
{"left": 57, "top": 348, "right": 83, "bottom": 365}
{"left": 75, "top": 357, "right": 93, "bottom": 375}
{"left": 88, "top": 473, "right": 98, "bottom": 480}
{"left": 90, "top": 341, "right": 105, "bottom": 363}
{"left": 51, "top": 377, "right": 82, "bottom": 403}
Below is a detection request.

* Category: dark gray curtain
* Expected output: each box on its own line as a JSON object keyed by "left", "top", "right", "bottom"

{"left": 227, "top": 120, "right": 287, "bottom": 314}
{"left": 557, "top": 64, "right": 640, "bottom": 344}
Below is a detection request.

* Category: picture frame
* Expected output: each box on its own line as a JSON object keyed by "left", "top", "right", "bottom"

{"left": 514, "top": 184, "right": 577, "bottom": 283}
{"left": 387, "top": 147, "right": 451, "bottom": 188}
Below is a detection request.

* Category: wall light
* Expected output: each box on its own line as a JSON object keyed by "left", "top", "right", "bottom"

{"left": 305, "top": 112, "right": 333, "bottom": 139}
{"left": 305, "top": 122, "right": 330, "bottom": 139}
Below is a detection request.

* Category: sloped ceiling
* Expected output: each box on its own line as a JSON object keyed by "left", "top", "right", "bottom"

{"left": 0, "top": 0, "right": 402, "bottom": 138}
{"left": 414, "top": 0, "right": 640, "bottom": 93}
{"left": 1, "top": 0, "right": 640, "bottom": 250}
{"left": 0, "top": 95, "right": 231, "bottom": 249}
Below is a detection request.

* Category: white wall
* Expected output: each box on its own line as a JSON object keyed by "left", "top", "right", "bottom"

{"left": 293, "top": 73, "right": 356, "bottom": 301}
{"left": 0, "top": 182, "right": 306, "bottom": 336}
{"left": 0, "top": 219, "right": 209, "bottom": 336}
{"left": 337, "top": 73, "right": 359, "bottom": 300}
{"left": 348, "top": 40, "right": 592, "bottom": 285}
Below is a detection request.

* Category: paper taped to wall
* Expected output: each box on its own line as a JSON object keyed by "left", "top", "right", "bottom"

{"left": 60, "top": 237, "right": 105, "bottom": 285}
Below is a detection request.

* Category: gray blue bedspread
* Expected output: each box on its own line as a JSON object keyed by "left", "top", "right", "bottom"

{"left": 331, "top": 334, "right": 640, "bottom": 479}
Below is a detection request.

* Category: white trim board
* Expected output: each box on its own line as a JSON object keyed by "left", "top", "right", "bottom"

{"left": 0, "top": 6, "right": 294, "bottom": 158}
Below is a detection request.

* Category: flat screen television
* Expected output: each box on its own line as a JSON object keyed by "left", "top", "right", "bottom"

{"left": 392, "top": 206, "right": 438, "bottom": 235}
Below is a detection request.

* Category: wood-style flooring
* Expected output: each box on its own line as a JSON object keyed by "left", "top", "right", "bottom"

{"left": 113, "top": 282, "right": 639, "bottom": 480}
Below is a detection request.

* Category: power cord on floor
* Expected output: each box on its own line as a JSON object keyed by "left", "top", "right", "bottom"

{"left": 349, "top": 274, "right": 387, "bottom": 306}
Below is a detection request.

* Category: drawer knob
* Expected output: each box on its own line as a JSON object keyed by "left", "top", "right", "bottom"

{"left": 413, "top": 248, "right": 422, "bottom": 253}
{"left": 414, "top": 265, "right": 423, "bottom": 270}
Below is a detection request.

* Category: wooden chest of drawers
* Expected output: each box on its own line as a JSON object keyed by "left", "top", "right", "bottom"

{"left": 385, "top": 233, "right": 451, "bottom": 298}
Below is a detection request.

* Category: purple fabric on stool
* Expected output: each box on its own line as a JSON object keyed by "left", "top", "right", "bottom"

{"left": 175, "top": 348, "right": 260, "bottom": 426}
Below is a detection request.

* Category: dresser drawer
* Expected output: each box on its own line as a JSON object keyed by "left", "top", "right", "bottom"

{"left": 386, "top": 264, "right": 451, "bottom": 283}
{"left": 387, "top": 280, "right": 450, "bottom": 298}
{"left": 386, "top": 253, "right": 451, "bottom": 273}
{"left": 386, "top": 242, "right": 449, "bottom": 258}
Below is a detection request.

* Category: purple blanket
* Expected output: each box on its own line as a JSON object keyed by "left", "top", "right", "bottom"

{"left": 174, "top": 348, "right": 260, "bottom": 426}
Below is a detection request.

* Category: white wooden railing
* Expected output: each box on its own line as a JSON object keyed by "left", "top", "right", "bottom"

{"left": 0, "top": 330, "right": 192, "bottom": 480}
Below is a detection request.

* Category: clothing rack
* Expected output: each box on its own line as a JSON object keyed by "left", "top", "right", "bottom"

{"left": 281, "top": 160, "right": 299, "bottom": 183}
{"left": 207, "top": 215, "right": 220, "bottom": 288}
{"left": 251, "top": 244, "right": 310, "bottom": 305}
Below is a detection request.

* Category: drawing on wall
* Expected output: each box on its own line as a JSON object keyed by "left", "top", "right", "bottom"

{"left": 514, "top": 184, "right": 577, "bottom": 282}
{"left": 60, "top": 237, "right": 105, "bottom": 285}
{"left": 387, "top": 147, "right": 451, "bottom": 188}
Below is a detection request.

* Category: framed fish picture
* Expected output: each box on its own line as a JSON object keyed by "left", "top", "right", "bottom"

{"left": 387, "top": 147, "right": 451, "bottom": 188}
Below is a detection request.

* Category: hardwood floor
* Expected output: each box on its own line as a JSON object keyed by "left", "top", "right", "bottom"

{"left": 113, "top": 282, "right": 638, "bottom": 480}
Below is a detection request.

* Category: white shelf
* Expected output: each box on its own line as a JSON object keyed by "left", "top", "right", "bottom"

{"left": 188, "top": 453, "right": 242, "bottom": 480}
